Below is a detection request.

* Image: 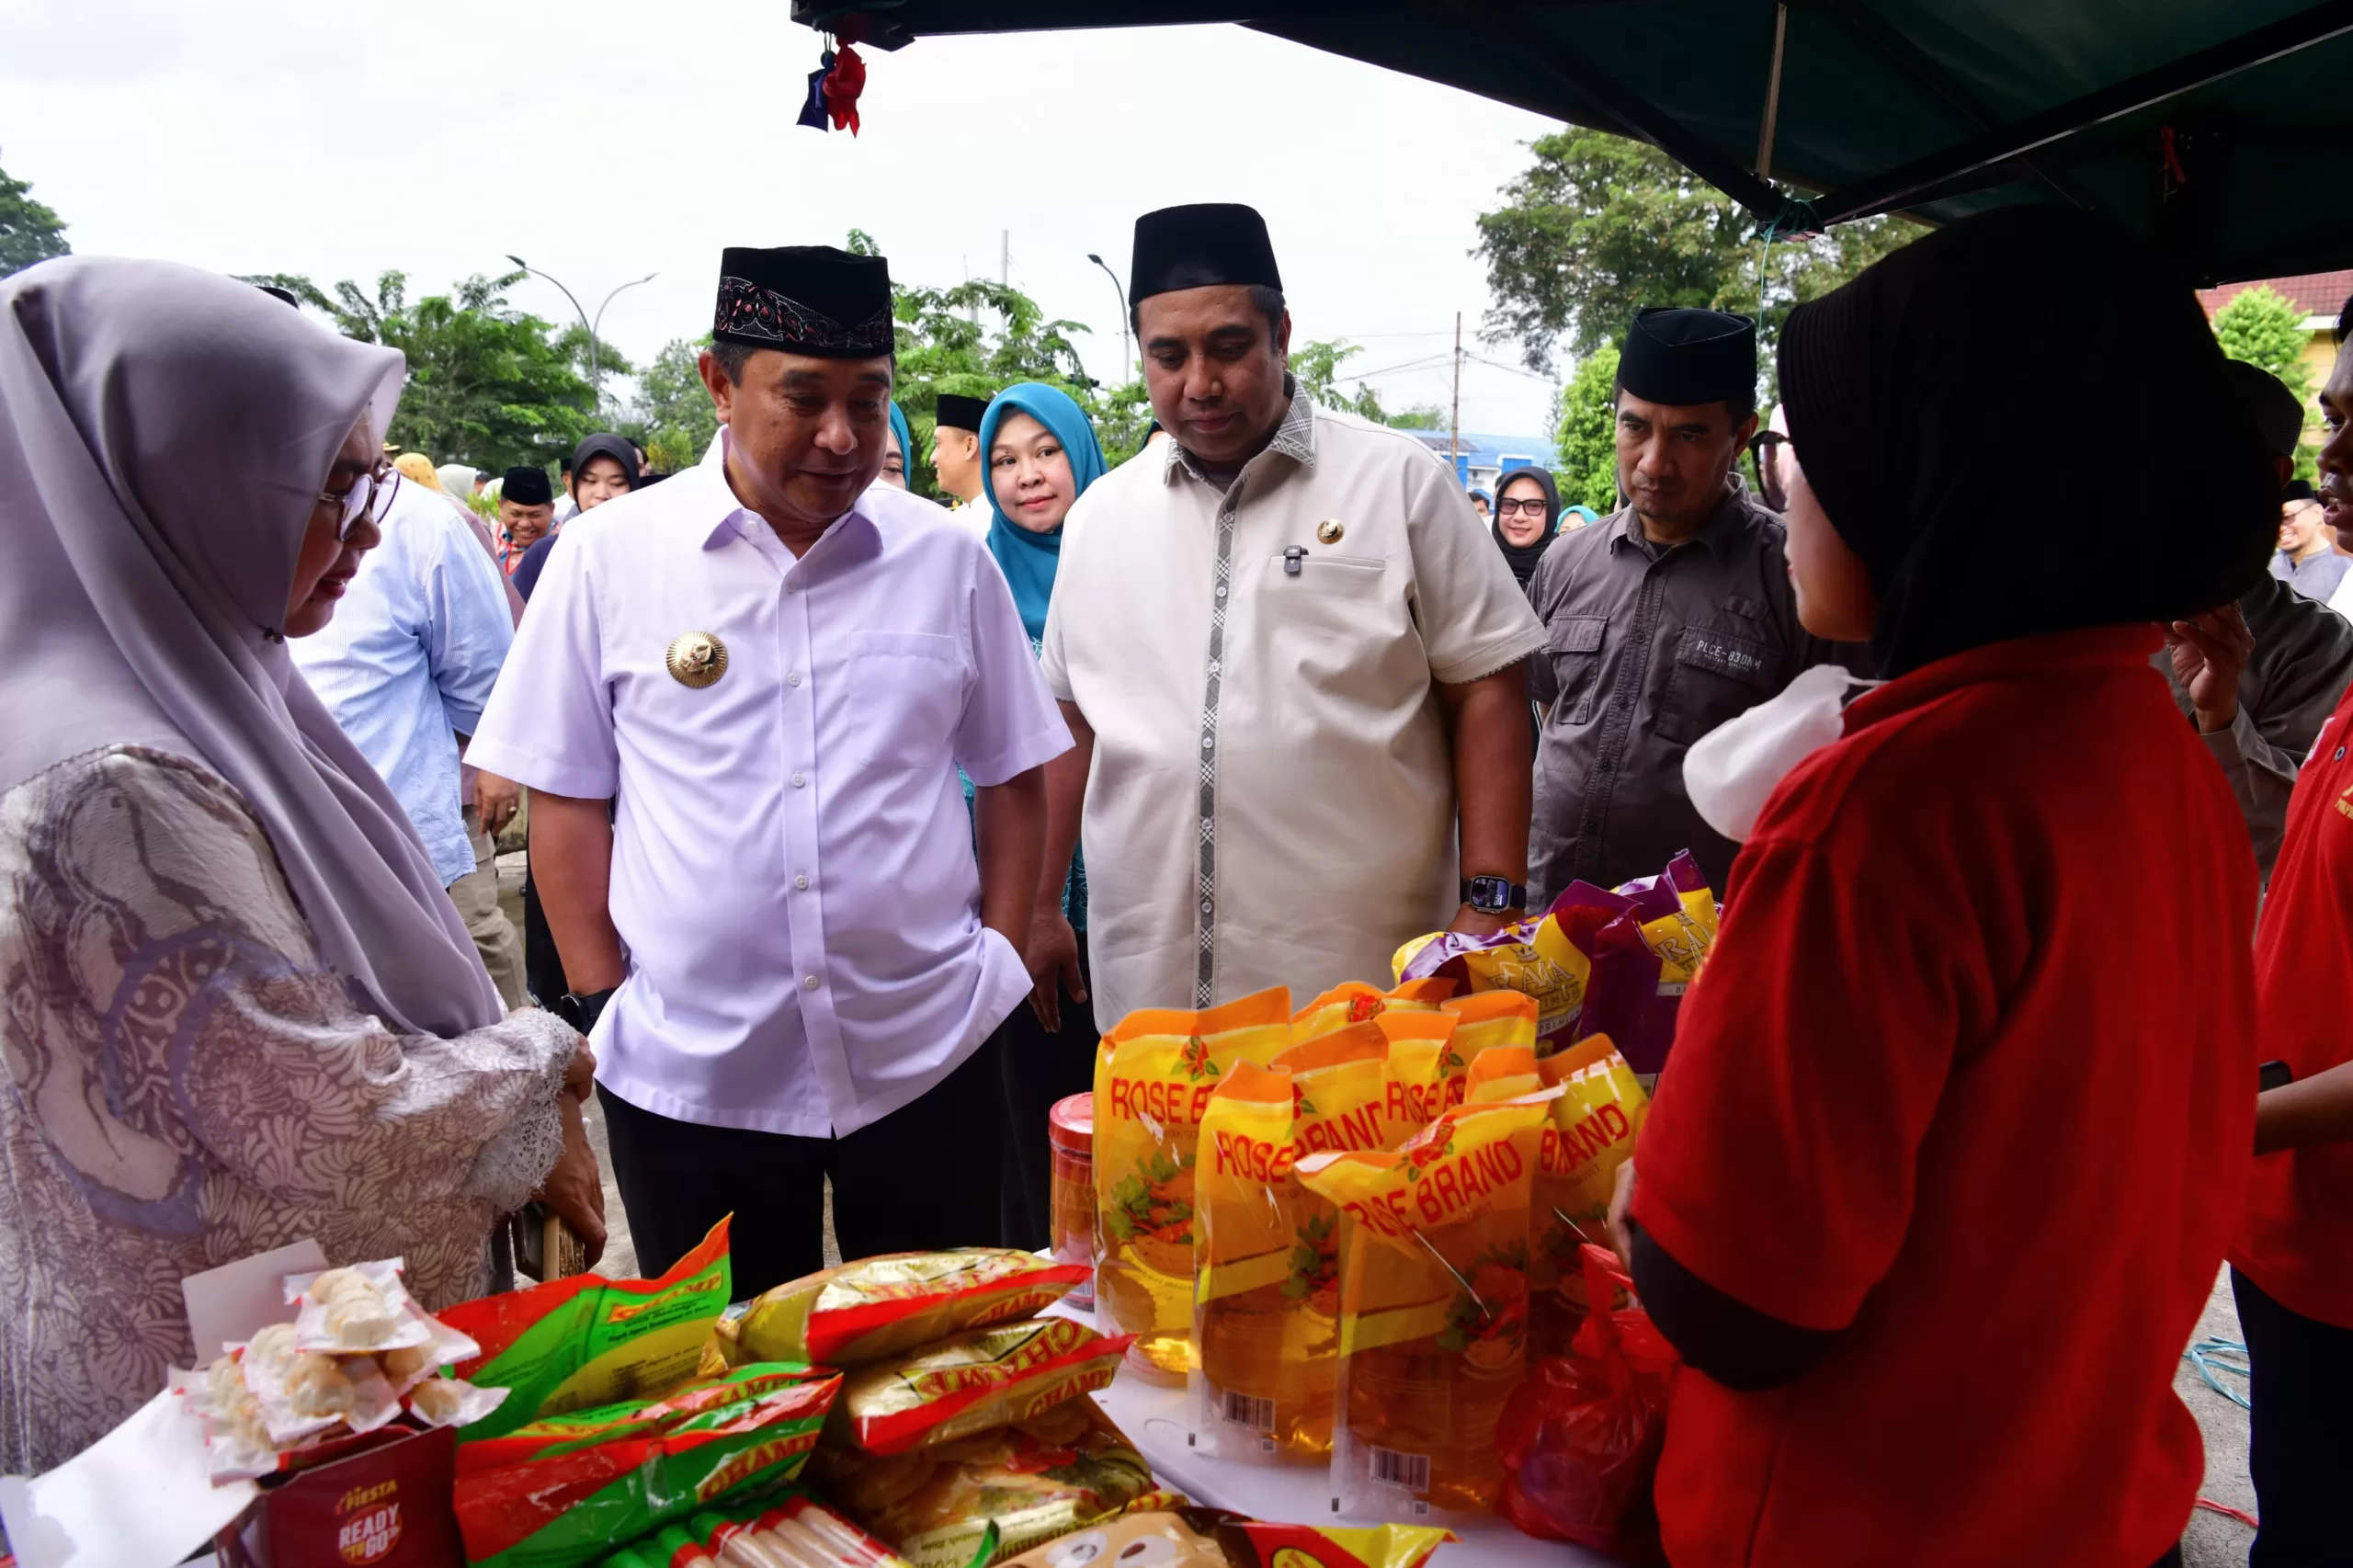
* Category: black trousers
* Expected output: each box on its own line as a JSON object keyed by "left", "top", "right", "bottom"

{"left": 997, "top": 933, "right": 1098, "bottom": 1250}
{"left": 2233, "top": 1267, "right": 2353, "bottom": 1565}
{"left": 520, "top": 869, "right": 567, "bottom": 1008}
{"left": 597, "top": 1030, "right": 1005, "bottom": 1300}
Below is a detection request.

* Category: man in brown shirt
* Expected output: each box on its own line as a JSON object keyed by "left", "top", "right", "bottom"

{"left": 1528, "top": 307, "right": 1849, "bottom": 901}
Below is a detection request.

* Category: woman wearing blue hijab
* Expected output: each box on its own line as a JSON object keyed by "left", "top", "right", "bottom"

{"left": 977, "top": 382, "right": 1107, "bottom": 1248}
{"left": 882, "top": 401, "right": 915, "bottom": 490}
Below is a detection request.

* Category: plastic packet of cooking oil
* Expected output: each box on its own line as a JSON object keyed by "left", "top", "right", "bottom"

{"left": 1376, "top": 1012, "right": 1464, "bottom": 1129}
{"left": 1440, "top": 992, "right": 1541, "bottom": 1070}
{"left": 1529, "top": 1035, "right": 1649, "bottom": 1357}
{"left": 1297, "top": 1086, "right": 1558, "bottom": 1521}
{"left": 1189, "top": 1028, "right": 1404, "bottom": 1467}
{"left": 1290, "top": 981, "right": 1458, "bottom": 1046}
{"left": 1094, "top": 987, "right": 1294, "bottom": 1385}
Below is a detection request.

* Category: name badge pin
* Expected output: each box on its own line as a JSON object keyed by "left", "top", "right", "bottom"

{"left": 666, "top": 631, "right": 729, "bottom": 688}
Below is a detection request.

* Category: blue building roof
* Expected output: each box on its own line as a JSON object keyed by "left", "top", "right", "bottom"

{"left": 1386, "top": 428, "right": 1559, "bottom": 488}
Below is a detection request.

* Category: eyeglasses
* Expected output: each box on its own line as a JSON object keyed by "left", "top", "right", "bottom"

{"left": 1495, "top": 498, "right": 1551, "bottom": 517}
{"left": 317, "top": 460, "right": 399, "bottom": 540}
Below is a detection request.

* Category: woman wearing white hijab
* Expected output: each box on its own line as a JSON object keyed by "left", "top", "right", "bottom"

{"left": 0, "top": 258, "right": 597, "bottom": 1472}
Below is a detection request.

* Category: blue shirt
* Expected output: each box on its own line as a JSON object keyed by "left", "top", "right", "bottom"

{"left": 291, "top": 481, "right": 516, "bottom": 886}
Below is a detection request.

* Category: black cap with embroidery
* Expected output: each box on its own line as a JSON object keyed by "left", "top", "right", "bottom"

{"left": 1131, "top": 203, "right": 1282, "bottom": 304}
{"left": 936, "top": 393, "right": 990, "bottom": 433}
{"left": 713, "top": 245, "right": 894, "bottom": 358}
{"left": 1618, "top": 306, "right": 1756, "bottom": 408}
{"left": 502, "top": 466, "right": 553, "bottom": 506}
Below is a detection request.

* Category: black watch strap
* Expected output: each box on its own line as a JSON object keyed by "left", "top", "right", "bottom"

{"left": 1461, "top": 876, "right": 1529, "bottom": 914}
{"left": 555, "top": 986, "right": 618, "bottom": 1035}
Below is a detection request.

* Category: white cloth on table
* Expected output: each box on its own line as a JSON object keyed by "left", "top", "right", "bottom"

{"left": 465, "top": 434, "right": 1071, "bottom": 1138}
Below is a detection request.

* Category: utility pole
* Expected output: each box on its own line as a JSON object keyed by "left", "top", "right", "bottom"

{"left": 1449, "top": 311, "right": 1463, "bottom": 484}
{"left": 1001, "top": 230, "right": 1010, "bottom": 287}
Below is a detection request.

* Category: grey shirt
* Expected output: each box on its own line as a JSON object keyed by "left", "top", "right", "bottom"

{"left": 2270, "top": 547, "right": 2351, "bottom": 605}
{"left": 2165, "top": 574, "right": 2353, "bottom": 879}
{"left": 1527, "top": 474, "right": 1853, "bottom": 902}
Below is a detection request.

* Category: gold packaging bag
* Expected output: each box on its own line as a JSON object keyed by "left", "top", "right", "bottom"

{"left": 1376, "top": 1011, "right": 1463, "bottom": 1129}
{"left": 1529, "top": 1034, "right": 1650, "bottom": 1356}
{"left": 1290, "top": 980, "right": 1458, "bottom": 1046}
{"left": 1095, "top": 987, "right": 1293, "bottom": 1384}
{"left": 1298, "top": 1089, "right": 1555, "bottom": 1517}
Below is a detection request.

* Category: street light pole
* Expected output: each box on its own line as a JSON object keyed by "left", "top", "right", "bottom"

{"left": 1086, "top": 253, "right": 1131, "bottom": 383}
{"left": 506, "top": 256, "right": 657, "bottom": 418}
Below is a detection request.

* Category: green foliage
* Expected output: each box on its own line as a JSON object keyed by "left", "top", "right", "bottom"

{"left": 0, "top": 153, "right": 70, "bottom": 279}
{"left": 1289, "top": 338, "right": 1389, "bottom": 422}
{"left": 1477, "top": 128, "right": 1914, "bottom": 377}
{"left": 237, "top": 268, "right": 598, "bottom": 472}
{"left": 1386, "top": 404, "right": 1446, "bottom": 430}
{"left": 2214, "top": 286, "right": 2322, "bottom": 479}
{"left": 1554, "top": 341, "right": 1622, "bottom": 514}
{"left": 628, "top": 335, "right": 721, "bottom": 471}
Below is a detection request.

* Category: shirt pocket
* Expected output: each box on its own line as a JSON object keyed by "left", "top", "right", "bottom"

{"left": 1656, "top": 622, "right": 1777, "bottom": 745}
{"left": 1258, "top": 552, "right": 1406, "bottom": 685}
{"left": 1545, "top": 614, "right": 1607, "bottom": 726}
{"left": 845, "top": 630, "right": 965, "bottom": 772}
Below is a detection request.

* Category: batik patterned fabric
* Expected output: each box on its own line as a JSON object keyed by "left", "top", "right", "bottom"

{"left": 0, "top": 745, "right": 574, "bottom": 1473}
{"left": 713, "top": 277, "right": 893, "bottom": 355}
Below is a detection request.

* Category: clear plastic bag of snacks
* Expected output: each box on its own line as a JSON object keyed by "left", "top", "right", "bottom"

{"left": 1093, "top": 987, "right": 1293, "bottom": 1384}
{"left": 1297, "top": 1084, "right": 1557, "bottom": 1519}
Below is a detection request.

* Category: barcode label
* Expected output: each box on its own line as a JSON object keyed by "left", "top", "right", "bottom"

{"left": 1369, "top": 1445, "right": 1432, "bottom": 1497}
{"left": 1220, "top": 1389, "right": 1277, "bottom": 1435}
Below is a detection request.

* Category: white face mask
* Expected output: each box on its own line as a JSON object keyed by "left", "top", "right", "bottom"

{"left": 1684, "top": 663, "right": 1881, "bottom": 843}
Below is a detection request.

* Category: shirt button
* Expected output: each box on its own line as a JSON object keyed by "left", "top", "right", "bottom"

{"left": 1200, "top": 733, "right": 1214, "bottom": 750}
{"left": 794, "top": 874, "right": 810, "bottom": 890}
{"left": 791, "top": 772, "right": 806, "bottom": 788}
{"left": 1215, "top": 585, "right": 1228, "bottom": 598}
{"left": 788, "top": 672, "right": 802, "bottom": 687}
{"left": 1200, "top": 899, "right": 1213, "bottom": 914}
{"left": 2337, "top": 747, "right": 2347, "bottom": 761}
{"left": 802, "top": 974, "right": 820, "bottom": 990}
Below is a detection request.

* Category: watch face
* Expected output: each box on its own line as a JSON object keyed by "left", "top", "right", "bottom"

{"left": 1469, "top": 876, "right": 1518, "bottom": 912}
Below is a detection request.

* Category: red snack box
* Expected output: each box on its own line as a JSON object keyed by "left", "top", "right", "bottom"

{"left": 213, "top": 1423, "right": 461, "bottom": 1568}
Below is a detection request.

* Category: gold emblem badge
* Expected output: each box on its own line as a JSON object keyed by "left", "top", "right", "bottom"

{"left": 1315, "top": 517, "right": 1345, "bottom": 544}
{"left": 665, "top": 631, "right": 728, "bottom": 688}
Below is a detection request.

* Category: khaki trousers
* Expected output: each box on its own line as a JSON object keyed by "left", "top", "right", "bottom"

{"left": 448, "top": 806, "right": 526, "bottom": 1010}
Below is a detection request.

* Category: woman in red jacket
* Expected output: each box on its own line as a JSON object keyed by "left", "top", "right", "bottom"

{"left": 1613, "top": 208, "right": 2276, "bottom": 1568}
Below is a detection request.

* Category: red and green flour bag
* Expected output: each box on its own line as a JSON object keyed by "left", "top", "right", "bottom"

{"left": 440, "top": 1217, "right": 732, "bottom": 1442}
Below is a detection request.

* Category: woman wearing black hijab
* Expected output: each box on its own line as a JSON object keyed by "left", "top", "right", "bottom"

{"left": 1490, "top": 464, "right": 1560, "bottom": 588}
{"left": 1609, "top": 208, "right": 2272, "bottom": 1568}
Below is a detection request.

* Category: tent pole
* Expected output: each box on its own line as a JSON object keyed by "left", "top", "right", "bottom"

{"left": 1756, "top": 3, "right": 1788, "bottom": 178}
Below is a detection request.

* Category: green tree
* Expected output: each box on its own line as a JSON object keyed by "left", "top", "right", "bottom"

{"left": 240, "top": 269, "right": 597, "bottom": 472}
{"left": 1553, "top": 341, "right": 1621, "bottom": 513}
{"left": 629, "top": 335, "right": 721, "bottom": 471}
{"left": 2214, "top": 285, "right": 2321, "bottom": 479}
{"left": 0, "top": 153, "right": 69, "bottom": 279}
{"left": 1386, "top": 404, "right": 1446, "bottom": 430}
{"left": 1289, "top": 338, "right": 1390, "bottom": 422}
{"left": 1477, "top": 128, "right": 1914, "bottom": 374}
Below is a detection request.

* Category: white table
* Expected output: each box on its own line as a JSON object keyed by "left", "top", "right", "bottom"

{"left": 1048, "top": 1299, "right": 1621, "bottom": 1567}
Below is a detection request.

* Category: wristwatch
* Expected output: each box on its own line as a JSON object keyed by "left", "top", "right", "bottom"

{"left": 553, "top": 986, "right": 618, "bottom": 1036}
{"left": 1461, "top": 876, "right": 1529, "bottom": 915}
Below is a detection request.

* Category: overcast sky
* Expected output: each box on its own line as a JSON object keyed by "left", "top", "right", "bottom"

{"left": 2, "top": 1, "right": 1568, "bottom": 435}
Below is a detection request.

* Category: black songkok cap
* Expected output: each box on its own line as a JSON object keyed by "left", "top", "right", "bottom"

{"left": 502, "top": 466, "right": 553, "bottom": 506}
{"left": 713, "top": 244, "right": 894, "bottom": 358}
{"left": 935, "top": 393, "right": 990, "bottom": 433}
{"left": 1131, "top": 203, "right": 1282, "bottom": 303}
{"left": 2220, "top": 358, "right": 2305, "bottom": 461}
{"left": 1619, "top": 306, "right": 1756, "bottom": 409}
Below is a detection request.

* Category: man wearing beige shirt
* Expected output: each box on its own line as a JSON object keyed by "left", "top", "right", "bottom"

{"left": 1035, "top": 203, "right": 1547, "bottom": 1027}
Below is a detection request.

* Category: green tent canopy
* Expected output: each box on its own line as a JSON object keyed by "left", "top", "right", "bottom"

{"left": 793, "top": 0, "right": 2353, "bottom": 284}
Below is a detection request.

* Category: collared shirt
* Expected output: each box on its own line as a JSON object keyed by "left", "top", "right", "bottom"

{"left": 465, "top": 438, "right": 1071, "bottom": 1136}
{"left": 1526, "top": 475, "right": 1848, "bottom": 902}
{"left": 2271, "top": 545, "right": 2350, "bottom": 605}
{"left": 291, "top": 476, "right": 515, "bottom": 887}
{"left": 2160, "top": 575, "right": 2353, "bottom": 878}
{"left": 1041, "top": 389, "right": 1547, "bottom": 1026}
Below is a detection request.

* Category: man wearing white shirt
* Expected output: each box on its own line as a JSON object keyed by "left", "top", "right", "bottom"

{"left": 468, "top": 244, "right": 1068, "bottom": 1292}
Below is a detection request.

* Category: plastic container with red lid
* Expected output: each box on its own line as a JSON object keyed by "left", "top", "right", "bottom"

{"left": 1048, "top": 1093, "right": 1096, "bottom": 1311}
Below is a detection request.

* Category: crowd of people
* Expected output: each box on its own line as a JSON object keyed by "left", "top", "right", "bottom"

{"left": 1, "top": 196, "right": 2349, "bottom": 1568}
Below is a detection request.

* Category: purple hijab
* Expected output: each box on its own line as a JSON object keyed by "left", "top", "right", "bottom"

{"left": 0, "top": 256, "right": 504, "bottom": 1037}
